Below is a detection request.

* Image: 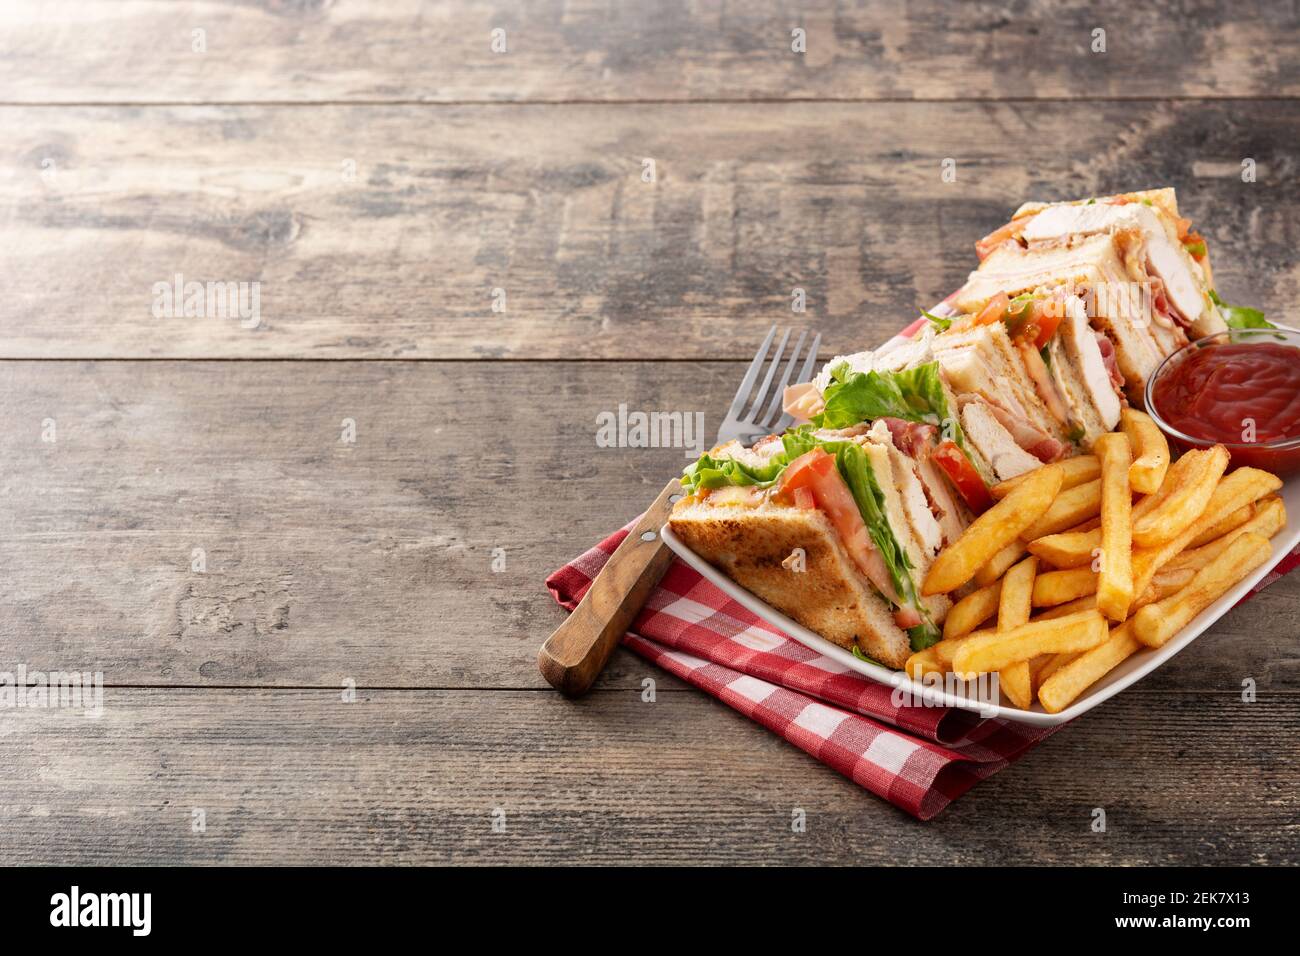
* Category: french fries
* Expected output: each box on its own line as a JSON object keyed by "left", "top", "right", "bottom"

{"left": 905, "top": 647, "right": 944, "bottom": 680}
{"left": 944, "top": 580, "right": 1002, "bottom": 640}
{"left": 1030, "top": 651, "right": 1081, "bottom": 691}
{"left": 950, "top": 611, "right": 1108, "bottom": 677}
{"left": 996, "top": 556, "right": 1038, "bottom": 709}
{"left": 1131, "top": 466, "right": 1283, "bottom": 597}
{"left": 1038, "top": 621, "right": 1143, "bottom": 714}
{"left": 1133, "top": 565, "right": 1196, "bottom": 610}
{"left": 903, "top": 425, "right": 1287, "bottom": 714}
{"left": 1094, "top": 432, "right": 1134, "bottom": 622}
{"left": 1032, "top": 594, "right": 1097, "bottom": 620}
{"left": 1187, "top": 503, "right": 1255, "bottom": 549}
{"left": 931, "top": 634, "right": 973, "bottom": 669}
{"left": 1027, "top": 527, "right": 1101, "bottom": 569}
{"left": 1165, "top": 496, "right": 1286, "bottom": 573}
{"left": 992, "top": 454, "right": 1099, "bottom": 499}
{"left": 1120, "top": 408, "right": 1170, "bottom": 495}
{"left": 1131, "top": 445, "right": 1229, "bottom": 548}
{"left": 1021, "top": 478, "right": 1102, "bottom": 541}
{"left": 1032, "top": 566, "right": 1098, "bottom": 606}
{"left": 1132, "top": 533, "right": 1272, "bottom": 648}
{"left": 921, "top": 464, "right": 1062, "bottom": 595}
{"left": 974, "top": 541, "right": 1027, "bottom": 587}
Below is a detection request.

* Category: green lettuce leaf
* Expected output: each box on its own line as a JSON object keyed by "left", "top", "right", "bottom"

{"left": 908, "top": 621, "right": 941, "bottom": 651}
{"left": 1210, "top": 290, "right": 1274, "bottom": 330}
{"left": 679, "top": 453, "right": 785, "bottom": 494}
{"left": 851, "top": 645, "right": 883, "bottom": 666}
{"left": 816, "top": 361, "right": 969, "bottom": 458}
{"left": 679, "top": 427, "right": 823, "bottom": 495}
{"left": 922, "top": 309, "right": 952, "bottom": 333}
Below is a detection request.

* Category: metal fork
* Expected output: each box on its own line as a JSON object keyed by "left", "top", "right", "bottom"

{"left": 717, "top": 325, "right": 823, "bottom": 446}
{"left": 539, "top": 327, "right": 822, "bottom": 696}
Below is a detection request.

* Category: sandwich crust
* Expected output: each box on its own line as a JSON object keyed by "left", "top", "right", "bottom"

{"left": 669, "top": 502, "right": 914, "bottom": 667}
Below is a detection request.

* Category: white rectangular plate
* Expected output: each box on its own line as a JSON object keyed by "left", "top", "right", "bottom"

{"left": 662, "top": 474, "right": 1300, "bottom": 726}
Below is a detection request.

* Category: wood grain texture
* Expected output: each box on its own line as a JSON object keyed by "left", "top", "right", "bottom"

{"left": 0, "top": 687, "right": 1294, "bottom": 865}
{"left": 2, "top": 359, "right": 1297, "bottom": 692}
{"left": 3, "top": 100, "right": 1297, "bottom": 360}
{"left": 2, "top": 1, "right": 1298, "bottom": 104}
{"left": 6, "top": 0, "right": 1300, "bottom": 867}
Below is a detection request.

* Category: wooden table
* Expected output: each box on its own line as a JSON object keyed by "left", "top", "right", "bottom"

{"left": 1, "top": 1, "right": 1297, "bottom": 865}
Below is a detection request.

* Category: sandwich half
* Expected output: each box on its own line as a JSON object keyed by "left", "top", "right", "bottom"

{"left": 671, "top": 425, "right": 950, "bottom": 667}
{"left": 956, "top": 229, "right": 1186, "bottom": 398}
{"left": 974, "top": 188, "right": 1225, "bottom": 339}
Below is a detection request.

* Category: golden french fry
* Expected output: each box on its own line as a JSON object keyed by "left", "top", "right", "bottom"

{"left": 1038, "top": 621, "right": 1143, "bottom": 713}
{"left": 996, "top": 556, "right": 1038, "bottom": 709}
{"left": 943, "top": 580, "right": 1002, "bottom": 640}
{"left": 1120, "top": 408, "right": 1169, "bottom": 495}
{"left": 1022, "top": 478, "right": 1102, "bottom": 541}
{"left": 1133, "top": 566, "right": 1196, "bottom": 610}
{"left": 992, "top": 455, "right": 1099, "bottom": 500}
{"left": 1065, "top": 515, "right": 1102, "bottom": 534}
{"left": 999, "top": 663, "right": 1034, "bottom": 709}
{"left": 1133, "top": 533, "right": 1273, "bottom": 648}
{"left": 974, "top": 541, "right": 1027, "bottom": 587}
{"left": 905, "top": 647, "right": 944, "bottom": 680}
{"left": 1131, "top": 467, "right": 1283, "bottom": 597}
{"left": 1030, "top": 651, "right": 1081, "bottom": 692}
{"left": 951, "top": 611, "right": 1108, "bottom": 677}
{"left": 1165, "top": 496, "right": 1286, "bottom": 574}
{"left": 1028, "top": 528, "right": 1101, "bottom": 569}
{"left": 1094, "top": 432, "right": 1134, "bottom": 622}
{"left": 1032, "top": 594, "right": 1097, "bottom": 620}
{"left": 931, "top": 634, "right": 973, "bottom": 668}
{"left": 998, "top": 556, "right": 1037, "bottom": 630}
{"left": 1131, "top": 446, "right": 1229, "bottom": 548}
{"left": 1131, "top": 450, "right": 1184, "bottom": 520}
{"left": 1031, "top": 566, "right": 1098, "bottom": 606}
{"left": 922, "top": 465, "right": 1063, "bottom": 595}
{"left": 1187, "top": 503, "right": 1255, "bottom": 549}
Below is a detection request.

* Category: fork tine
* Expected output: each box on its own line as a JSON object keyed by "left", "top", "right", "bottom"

{"left": 764, "top": 331, "right": 821, "bottom": 434}
{"left": 723, "top": 325, "right": 777, "bottom": 425}
{"left": 759, "top": 330, "right": 806, "bottom": 427}
{"left": 746, "top": 327, "right": 791, "bottom": 421}
{"left": 796, "top": 332, "right": 822, "bottom": 385}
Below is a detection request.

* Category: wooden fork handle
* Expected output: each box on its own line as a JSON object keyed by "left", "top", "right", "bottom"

{"left": 538, "top": 476, "right": 682, "bottom": 697}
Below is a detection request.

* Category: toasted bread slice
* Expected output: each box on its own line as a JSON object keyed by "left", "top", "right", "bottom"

{"left": 669, "top": 502, "right": 914, "bottom": 668}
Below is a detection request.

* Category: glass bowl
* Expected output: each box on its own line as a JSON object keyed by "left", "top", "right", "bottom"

{"left": 1144, "top": 325, "right": 1300, "bottom": 476}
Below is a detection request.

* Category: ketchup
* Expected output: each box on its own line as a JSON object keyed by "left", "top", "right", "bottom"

{"left": 1152, "top": 341, "right": 1300, "bottom": 474}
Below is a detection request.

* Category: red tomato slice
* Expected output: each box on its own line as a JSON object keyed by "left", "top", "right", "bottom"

{"left": 975, "top": 221, "right": 1025, "bottom": 260}
{"left": 930, "top": 440, "right": 993, "bottom": 515}
{"left": 1001, "top": 297, "right": 1062, "bottom": 349}
{"left": 780, "top": 448, "right": 901, "bottom": 604}
{"left": 973, "top": 292, "right": 1010, "bottom": 327}
{"left": 892, "top": 607, "right": 923, "bottom": 629}
{"left": 792, "top": 487, "right": 815, "bottom": 510}
{"left": 1029, "top": 299, "right": 1063, "bottom": 347}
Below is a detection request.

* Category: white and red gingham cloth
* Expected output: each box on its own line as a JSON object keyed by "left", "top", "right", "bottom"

{"left": 547, "top": 315, "right": 1300, "bottom": 819}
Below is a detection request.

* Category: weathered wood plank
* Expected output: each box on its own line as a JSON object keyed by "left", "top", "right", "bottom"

{"left": 2, "top": 1, "right": 1298, "bottom": 104}
{"left": 2, "top": 359, "right": 1297, "bottom": 691}
{"left": 2, "top": 100, "right": 1296, "bottom": 359}
{"left": 0, "top": 687, "right": 1294, "bottom": 865}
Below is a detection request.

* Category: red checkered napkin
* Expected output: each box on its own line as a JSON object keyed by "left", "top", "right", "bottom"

{"left": 548, "top": 524, "right": 1057, "bottom": 820}
{"left": 547, "top": 316, "right": 1300, "bottom": 819}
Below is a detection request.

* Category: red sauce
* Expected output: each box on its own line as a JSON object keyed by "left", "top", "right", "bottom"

{"left": 1152, "top": 341, "right": 1300, "bottom": 474}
